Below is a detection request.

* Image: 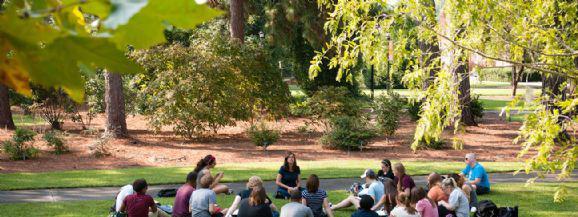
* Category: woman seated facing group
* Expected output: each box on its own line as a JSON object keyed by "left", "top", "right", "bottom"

{"left": 276, "top": 152, "right": 302, "bottom": 199}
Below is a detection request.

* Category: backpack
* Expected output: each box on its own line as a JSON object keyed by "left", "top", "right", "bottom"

{"left": 157, "top": 188, "right": 177, "bottom": 197}
{"left": 497, "top": 206, "right": 518, "bottom": 217}
{"left": 476, "top": 200, "right": 498, "bottom": 217}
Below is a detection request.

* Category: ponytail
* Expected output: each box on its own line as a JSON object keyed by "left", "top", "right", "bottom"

{"left": 397, "top": 193, "right": 417, "bottom": 215}
{"left": 194, "top": 155, "right": 216, "bottom": 173}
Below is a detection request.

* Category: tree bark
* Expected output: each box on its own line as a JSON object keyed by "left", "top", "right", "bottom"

{"left": 104, "top": 71, "right": 127, "bottom": 137}
{"left": 0, "top": 84, "right": 15, "bottom": 130}
{"left": 230, "top": 0, "right": 244, "bottom": 43}
{"left": 511, "top": 65, "right": 523, "bottom": 97}
{"left": 455, "top": 59, "right": 476, "bottom": 126}
{"left": 541, "top": 74, "right": 566, "bottom": 111}
{"left": 419, "top": 0, "right": 440, "bottom": 90}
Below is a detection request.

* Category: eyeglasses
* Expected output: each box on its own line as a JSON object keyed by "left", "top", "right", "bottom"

{"left": 465, "top": 158, "right": 469, "bottom": 161}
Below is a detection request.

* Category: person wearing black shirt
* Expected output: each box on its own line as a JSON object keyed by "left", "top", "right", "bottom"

{"left": 351, "top": 195, "right": 379, "bottom": 217}
{"left": 238, "top": 186, "right": 273, "bottom": 217}
{"left": 377, "top": 159, "right": 394, "bottom": 182}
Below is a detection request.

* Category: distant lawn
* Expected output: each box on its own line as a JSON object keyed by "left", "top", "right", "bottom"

{"left": 0, "top": 182, "right": 575, "bottom": 217}
{"left": 12, "top": 114, "right": 45, "bottom": 126}
{"left": 0, "top": 160, "right": 523, "bottom": 191}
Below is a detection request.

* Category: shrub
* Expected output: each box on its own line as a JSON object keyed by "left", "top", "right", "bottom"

{"left": 43, "top": 131, "right": 68, "bottom": 155}
{"left": 407, "top": 101, "right": 422, "bottom": 121}
{"left": 470, "top": 95, "right": 484, "bottom": 120}
{"left": 89, "top": 132, "right": 113, "bottom": 158}
{"left": 308, "top": 86, "right": 365, "bottom": 130}
{"left": 289, "top": 96, "right": 312, "bottom": 117}
{"left": 2, "top": 128, "right": 38, "bottom": 160}
{"left": 30, "top": 87, "right": 76, "bottom": 130}
{"left": 246, "top": 122, "right": 280, "bottom": 151}
{"left": 415, "top": 138, "right": 445, "bottom": 150}
{"left": 373, "top": 91, "right": 405, "bottom": 136}
{"left": 320, "top": 116, "right": 376, "bottom": 151}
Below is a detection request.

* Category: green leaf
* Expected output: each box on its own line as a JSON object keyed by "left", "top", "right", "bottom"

{"left": 108, "top": 0, "right": 222, "bottom": 49}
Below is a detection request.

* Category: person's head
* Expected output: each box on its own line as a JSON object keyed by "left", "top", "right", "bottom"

{"left": 283, "top": 152, "right": 299, "bottom": 172}
{"left": 247, "top": 176, "right": 263, "bottom": 189}
{"left": 465, "top": 153, "right": 477, "bottom": 166}
{"left": 448, "top": 173, "right": 465, "bottom": 187}
{"left": 186, "top": 171, "right": 198, "bottom": 188}
{"left": 132, "top": 179, "right": 148, "bottom": 194}
{"left": 441, "top": 177, "right": 458, "bottom": 195}
{"left": 361, "top": 169, "right": 377, "bottom": 183}
{"left": 249, "top": 186, "right": 268, "bottom": 206}
{"left": 396, "top": 193, "right": 417, "bottom": 214}
{"left": 383, "top": 178, "right": 397, "bottom": 196}
{"left": 393, "top": 162, "right": 406, "bottom": 177}
{"left": 194, "top": 155, "right": 217, "bottom": 172}
{"left": 410, "top": 187, "right": 435, "bottom": 207}
{"left": 359, "top": 195, "right": 374, "bottom": 211}
{"left": 427, "top": 172, "right": 442, "bottom": 188}
{"left": 289, "top": 189, "right": 302, "bottom": 202}
{"left": 306, "top": 174, "right": 320, "bottom": 193}
{"left": 381, "top": 159, "right": 392, "bottom": 173}
{"left": 199, "top": 174, "right": 214, "bottom": 189}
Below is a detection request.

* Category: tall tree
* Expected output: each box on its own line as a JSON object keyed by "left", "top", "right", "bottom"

{"left": 230, "top": 0, "right": 244, "bottom": 42}
{"left": 455, "top": 58, "right": 476, "bottom": 125}
{"left": 104, "top": 71, "right": 127, "bottom": 137}
{"left": 418, "top": 0, "right": 440, "bottom": 90}
{"left": 0, "top": 84, "right": 15, "bottom": 130}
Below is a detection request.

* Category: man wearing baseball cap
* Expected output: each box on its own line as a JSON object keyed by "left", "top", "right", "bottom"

{"left": 331, "top": 169, "right": 384, "bottom": 211}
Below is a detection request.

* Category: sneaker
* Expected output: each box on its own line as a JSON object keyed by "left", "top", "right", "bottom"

{"left": 227, "top": 189, "right": 234, "bottom": 195}
{"left": 470, "top": 207, "right": 477, "bottom": 213}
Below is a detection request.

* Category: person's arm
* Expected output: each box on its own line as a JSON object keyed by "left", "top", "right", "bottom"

{"left": 120, "top": 198, "right": 127, "bottom": 212}
{"left": 226, "top": 196, "right": 242, "bottom": 216}
{"left": 403, "top": 188, "right": 410, "bottom": 196}
{"left": 295, "top": 174, "right": 301, "bottom": 189}
{"left": 323, "top": 198, "right": 334, "bottom": 217}
{"left": 301, "top": 198, "right": 307, "bottom": 205}
{"left": 209, "top": 203, "right": 217, "bottom": 214}
{"left": 438, "top": 192, "right": 457, "bottom": 211}
{"left": 371, "top": 195, "right": 385, "bottom": 211}
{"left": 276, "top": 174, "right": 291, "bottom": 190}
{"left": 208, "top": 191, "right": 218, "bottom": 214}
{"left": 269, "top": 202, "right": 277, "bottom": 211}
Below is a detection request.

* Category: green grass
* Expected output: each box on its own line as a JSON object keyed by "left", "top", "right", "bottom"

{"left": 12, "top": 114, "right": 45, "bottom": 126}
{"left": 0, "top": 160, "right": 523, "bottom": 191}
{"left": 0, "top": 182, "right": 575, "bottom": 217}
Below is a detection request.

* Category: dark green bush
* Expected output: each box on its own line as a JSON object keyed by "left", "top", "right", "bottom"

{"left": 470, "top": 95, "right": 484, "bottom": 120}
{"left": 289, "top": 95, "right": 312, "bottom": 117}
{"left": 373, "top": 91, "right": 405, "bottom": 136}
{"left": 2, "top": 128, "right": 38, "bottom": 160}
{"left": 320, "top": 116, "right": 376, "bottom": 151}
{"left": 407, "top": 101, "right": 422, "bottom": 121}
{"left": 308, "top": 86, "right": 365, "bottom": 125}
{"left": 43, "top": 131, "right": 68, "bottom": 155}
{"left": 247, "top": 122, "right": 280, "bottom": 151}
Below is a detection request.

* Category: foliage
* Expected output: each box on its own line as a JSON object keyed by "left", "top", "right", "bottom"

{"left": 1, "top": 128, "right": 38, "bottom": 160}
{"left": 307, "top": 86, "right": 365, "bottom": 130}
{"left": 320, "top": 115, "right": 376, "bottom": 151}
{"left": 42, "top": 131, "right": 68, "bottom": 155}
{"left": 373, "top": 91, "right": 405, "bottom": 136}
{"left": 88, "top": 131, "right": 112, "bottom": 158}
{"left": 30, "top": 87, "right": 78, "bottom": 130}
{"left": 0, "top": 0, "right": 220, "bottom": 101}
{"left": 407, "top": 101, "right": 422, "bottom": 121}
{"left": 470, "top": 95, "right": 484, "bottom": 120}
{"left": 475, "top": 67, "right": 512, "bottom": 83}
{"left": 131, "top": 20, "right": 290, "bottom": 138}
{"left": 246, "top": 122, "right": 280, "bottom": 151}
{"left": 289, "top": 96, "right": 312, "bottom": 117}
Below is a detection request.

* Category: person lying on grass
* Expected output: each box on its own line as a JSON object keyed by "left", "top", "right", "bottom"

{"left": 332, "top": 169, "right": 384, "bottom": 211}
{"left": 173, "top": 171, "right": 197, "bottom": 217}
{"left": 190, "top": 174, "right": 228, "bottom": 217}
{"left": 120, "top": 179, "right": 170, "bottom": 217}
{"left": 194, "top": 155, "right": 232, "bottom": 195}
{"left": 226, "top": 176, "right": 278, "bottom": 217}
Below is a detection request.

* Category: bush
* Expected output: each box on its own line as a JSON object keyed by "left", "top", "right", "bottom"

{"left": 289, "top": 96, "right": 312, "bottom": 117}
{"left": 470, "top": 95, "right": 484, "bottom": 120}
{"left": 2, "top": 129, "right": 38, "bottom": 160}
{"left": 43, "top": 131, "right": 68, "bottom": 155}
{"left": 89, "top": 132, "right": 113, "bottom": 158}
{"left": 415, "top": 138, "right": 445, "bottom": 150}
{"left": 246, "top": 122, "right": 280, "bottom": 151}
{"left": 308, "top": 86, "right": 365, "bottom": 129}
{"left": 407, "top": 101, "right": 422, "bottom": 121}
{"left": 373, "top": 91, "right": 405, "bottom": 136}
{"left": 320, "top": 116, "right": 376, "bottom": 151}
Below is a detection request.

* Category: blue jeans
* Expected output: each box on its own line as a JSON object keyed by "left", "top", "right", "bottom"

{"left": 276, "top": 187, "right": 303, "bottom": 199}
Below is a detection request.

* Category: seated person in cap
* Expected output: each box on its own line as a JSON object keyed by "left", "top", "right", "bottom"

{"left": 280, "top": 189, "right": 314, "bottom": 217}
{"left": 332, "top": 169, "right": 384, "bottom": 211}
{"left": 351, "top": 195, "right": 380, "bottom": 217}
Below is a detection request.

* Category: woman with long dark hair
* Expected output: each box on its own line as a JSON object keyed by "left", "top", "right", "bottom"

{"left": 410, "top": 187, "right": 438, "bottom": 217}
{"left": 275, "top": 152, "right": 302, "bottom": 199}
{"left": 193, "top": 155, "right": 231, "bottom": 195}
{"left": 237, "top": 186, "right": 273, "bottom": 217}
{"left": 372, "top": 178, "right": 397, "bottom": 214}
{"left": 301, "top": 174, "right": 334, "bottom": 217}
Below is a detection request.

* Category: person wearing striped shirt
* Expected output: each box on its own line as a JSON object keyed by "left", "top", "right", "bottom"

{"left": 301, "top": 174, "right": 334, "bottom": 217}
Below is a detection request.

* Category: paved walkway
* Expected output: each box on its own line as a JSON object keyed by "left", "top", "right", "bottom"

{"left": 0, "top": 172, "right": 576, "bottom": 203}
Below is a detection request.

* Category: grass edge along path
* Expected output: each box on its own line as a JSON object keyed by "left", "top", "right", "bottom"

{"left": 0, "top": 182, "right": 576, "bottom": 217}
{"left": 0, "top": 160, "right": 523, "bottom": 191}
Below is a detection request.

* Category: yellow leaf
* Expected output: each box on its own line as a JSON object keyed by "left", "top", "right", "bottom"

{"left": 0, "top": 38, "right": 31, "bottom": 96}
{"left": 72, "top": 6, "right": 86, "bottom": 26}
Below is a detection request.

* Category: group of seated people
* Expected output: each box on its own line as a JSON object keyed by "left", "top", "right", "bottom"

{"left": 113, "top": 152, "right": 491, "bottom": 217}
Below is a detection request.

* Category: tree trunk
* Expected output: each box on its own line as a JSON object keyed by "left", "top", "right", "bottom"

{"left": 104, "top": 71, "right": 127, "bottom": 137}
{"left": 0, "top": 84, "right": 15, "bottom": 130}
{"left": 455, "top": 59, "right": 476, "bottom": 126}
{"left": 230, "top": 0, "right": 244, "bottom": 43}
{"left": 511, "top": 65, "right": 523, "bottom": 97}
{"left": 541, "top": 74, "right": 565, "bottom": 111}
{"left": 419, "top": 0, "right": 440, "bottom": 90}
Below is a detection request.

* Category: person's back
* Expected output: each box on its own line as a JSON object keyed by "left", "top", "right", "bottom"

{"left": 124, "top": 193, "right": 155, "bottom": 217}
{"left": 351, "top": 209, "right": 380, "bottom": 217}
{"left": 116, "top": 184, "right": 135, "bottom": 212}
{"left": 280, "top": 202, "right": 314, "bottom": 217}
{"left": 302, "top": 189, "right": 327, "bottom": 217}
{"left": 390, "top": 206, "right": 421, "bottom": 217}
{"left": 237, "top": 198, "right": 273, "bottom": 217}
{"left": 172, "top": 184, "right": 195, "bottom": 217}
{"left": 352, "top": 195, "right": 380, "bottom": 217}
{"left": 190, "top": 188, "right": 216, "bottom": 217}
{"left": 449, "top": 188, "right": 470, "bottom": 217}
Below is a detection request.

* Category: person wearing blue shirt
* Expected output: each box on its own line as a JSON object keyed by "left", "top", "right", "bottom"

{"left": 460, "top": 153, "right": 490, "bottom": 195}
{"left": 332, "top": 169, "right": 384, "bottom": 211}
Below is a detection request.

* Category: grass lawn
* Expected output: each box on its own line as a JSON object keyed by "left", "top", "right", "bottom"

{"left": 0, "top": 182, "right": 575, "bottom": 217}
{"left": 12, "top": 114, "right": 45, "bottom": 127}
{"left": 0, "top": 160, "right": 523, "bottom": 191}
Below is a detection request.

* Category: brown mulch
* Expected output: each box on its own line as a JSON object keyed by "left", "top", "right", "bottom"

{"left": 0, "top": 113, "right": 524, "bottom": 173}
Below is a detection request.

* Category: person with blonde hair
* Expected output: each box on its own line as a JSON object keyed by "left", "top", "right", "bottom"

{"left": 393, "top": 163, "right": 415, "bottom": 196}
{"left": 438, "top": 178, "right": 469, "bottom": 217}
{"left": 389, "top": 193, "right": 420, "bottom": 217}
{"left": 226, "top": 176, "right": 277, "bottom": 217}
{"left": 237, "top": 186, "right": 273, "bottom": 217}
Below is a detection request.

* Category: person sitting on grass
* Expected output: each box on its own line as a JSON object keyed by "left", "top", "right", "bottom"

{"left": 194, "top": 155, "right": 232, "bottom": 195}
{"left": 301, "top": 174, "right": 334, "bottom": 217}
{"left": 389, "top": 193, "right": 420, "bottom": 217}
{"left": 237, "top": 186, "right": 273, "bottom": 217}
{"left": 426, "top": 173, "right": 447, "bottom": 204}
{"left": 226, "top": 176, "right": 278, "bottom": 217}
{"left": 449, "top": 173, "right": 478, "bottom": 211}
{"left": 372, "top": 178, "right": 397, "bottom": 214}
{"left": 332, "top": 169, "right": 384, "bottom": 211}
{"left": 459, "top": 153, "right": 490, "bottom": 195}
{"left": 275, "top": 152, "right": 302, "bottom": 199}
{"left": 438, "top": 178, "right": 469, "bottom": 217}
{"left": 280, "top": 189, "right": 314, "bottom": 217}
{"left": 115, "top": 184, "right": 135, "bottom": 213}
{"left": 172, "top": 172, "right": 197, "bottom": 217}
{"left": 393, "top": 163, "right": 415, "bottom": 196}
{"left": 411, "top": 187, "right": 438, "bottom": 217}
{"left": 190, "top": 174, "right": 228, "bottom": 217}
{"left": 377, "top": 159, "right": 394, "bottom": 182}
{"left": 120, "top": 179, "right": 169, "bottom": 217}
{"left": 351, "top": 195, "right": 380, "bottom": 217}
